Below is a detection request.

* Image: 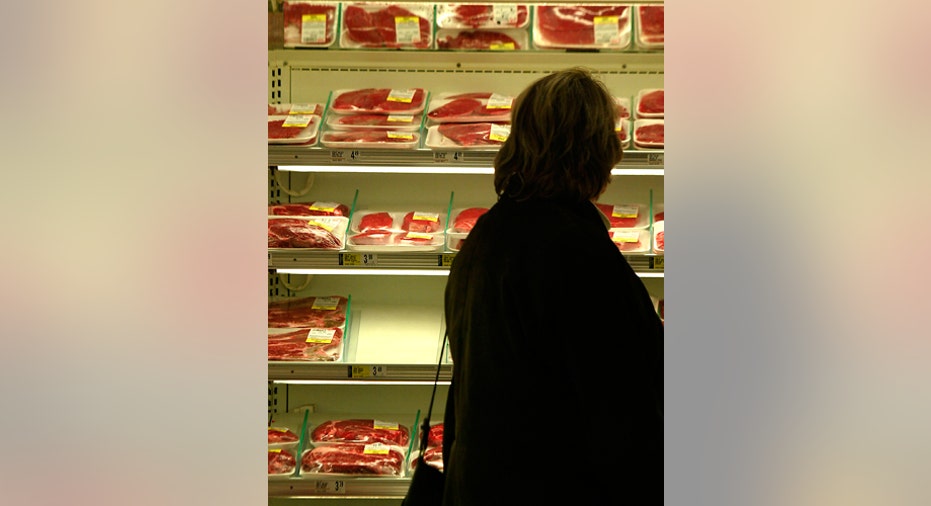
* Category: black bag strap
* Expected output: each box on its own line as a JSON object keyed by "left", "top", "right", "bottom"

{"left": 419, "top": 331, "right": 448, "bottom": 454}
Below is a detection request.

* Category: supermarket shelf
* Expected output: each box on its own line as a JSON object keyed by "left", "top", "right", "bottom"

{"left": 269, "top": 362, "right": 452, "bottom": 383}
{"left": 269, "top": 249, "right": 664, "bottom": 276}
{"left": 269, "top": 475, "right": 410, "bottom": 498}
{"left": 269, "top": 144, "right": 664, "bottom": 174}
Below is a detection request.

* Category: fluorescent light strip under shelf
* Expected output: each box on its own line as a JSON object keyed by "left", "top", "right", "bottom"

{"left": 272, "top": 379, "right": 453, "bottom": 386}
{"left": 276, "top": 166, "right": 661, "bottom": 176}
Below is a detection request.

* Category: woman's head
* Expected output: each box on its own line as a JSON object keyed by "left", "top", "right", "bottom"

{"left": 494, "top": 67, "right": 622, "bottom": 202}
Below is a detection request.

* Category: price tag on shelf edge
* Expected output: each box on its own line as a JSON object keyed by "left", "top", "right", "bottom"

{"left": 433, "top": 151, "right": 465, "bottom": 163}
{"left": 350, "top": 365, "right": 387, "bottom": 378}
{"left": 440, "top": 254, "right": 455, "bottom": 267}
{"left": 647, "top": 152, "right": 664, "bottom": 166}
{"left": 313, "top": 480, "right": 346, "bottom": 494}
{"left": 340, "top": 252, "right": 377, "bottom": 266}
{"left": 652, "top": 256, "right": 664, "bottom": 269}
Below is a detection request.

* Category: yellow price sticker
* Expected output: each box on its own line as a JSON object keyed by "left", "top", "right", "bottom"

{"left": 653, "top": 256, "right": 664, "bottom": 269}
{"left": 441, "top": 254, "right": 455, "bottom": 267}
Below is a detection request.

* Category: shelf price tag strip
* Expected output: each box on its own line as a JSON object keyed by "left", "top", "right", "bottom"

{"left": 440, "top": 254, "right": 455, "bottom": 267}
{"left": 329, "top": 150, "right": 362, "bottom": 163}
{"left": 313, "top": 480, "right": 347, "bottom": 494}
{"left": 433, "top": 151, "right": 465, "bottom": 163}
{"left": 647, "top": 153, "right": 664, "bottom": 166}
{"left": 340, "top": 252, "right": 377, "bottom": 266}
{"left": 349, "top": 365, "right": 387, "bottom": 378}
{"left": 651, "top": 256, "right": 664, "bottom": 270}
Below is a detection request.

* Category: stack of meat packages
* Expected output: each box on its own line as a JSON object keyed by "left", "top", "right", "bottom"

{"left": 410, "top": 422, "right": 444, "bottom": 472}
{"left": 532, "top": 4, "right": 632, "bottom": 50}
{"left": 434, "top": 4, "right": 530, "bottom": 51}
{"left": 321, "top": 87, "right": 427, "bottom": 149}
{"left": 346, "top": 208, "right": 447, "bottom": 251}
{"left": 268, "top": 103, "right": 324, "bottom": 146}
{"left": 652, "top": 204, "right": 664, "bottom": 255}
{"left": 339, "top": 2, "right": 435, "bottom": 49}
{"left": 424, "top": 91, "right": 514, "bottom": 150}
{"left": 595, "top": 201, "right": 652, "bottom": 254}
{"left": 633, "top": 88, "right": 664, "bottom": 149}
{"left": 268, "top": 417, "right": 305, "bottom": 477}
{"left": 302, "top": 418, "right": 412, "bottom": 476}
{"left": 268, "top": 200, "right": 351, "bottom": 249}
{"left": 268, "top": 295, "right": 350, "bottom": 362}
{"left": 281, "top": 1, "right": 339, "bottom": 48}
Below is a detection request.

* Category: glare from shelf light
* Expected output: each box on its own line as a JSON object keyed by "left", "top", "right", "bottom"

{"left": 276, "top": 268, "right": 451, "bottom": 276}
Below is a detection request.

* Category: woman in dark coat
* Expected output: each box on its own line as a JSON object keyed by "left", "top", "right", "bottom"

{"left": 441, "top": 67, "right": 664, "bottom": 505}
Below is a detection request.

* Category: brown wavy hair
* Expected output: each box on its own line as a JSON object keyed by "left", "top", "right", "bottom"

{"left": 493, "top": 67, "right": 622, "bottom": 202}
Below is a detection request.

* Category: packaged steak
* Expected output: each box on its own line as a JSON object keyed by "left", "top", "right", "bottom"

{"left": 268, "top": 103, "right": 325, "bottom": 117}
{"left": 347, "top": 231, "right": 445, "bottom": 252}
{"left": 329, "top": 88, "right": 428, "bottom": 115}
{"left": 268, "top": 327, "right": 346, "bottom": 362}
{"left": 633, "top": 119, "right": 664, "bottom": 149}
{"left": 634, "top": 4, "right": 664, "bottom": 49}
{"left": 268, "top": 448, "right": 297, "bottom": 476}
{"left": 450, "top": 207, "right": 489, "bottom": 233}
{"left": 609, "top": 228, "right": 650, "bottom": 254}
{"left": 268, "top": 295, "right": 350, "bottom": 329}
{"left": 320, "top": 130, "right": 421, "bottom": 150}
{"left": 426, "top": 92, "right": 514, "bottom": 123}
{"left": 635, "top": 88, "right": 664, "bottom": 118}
{"left": 435, "top": 4, "right": 530, "bottom": 29}
{"left": 268, "top": 201, "right": 351, "bottom": 217}
{"left": 652, "top": 219, "right": 664, "bottom": 254}
{"left": 614, "top": 96, "right": 631, "bottom": 120}
{"left": 616, "top": 119, "right": 631, "bottom": 149}
{"left": 350, "top": 210, "right": 445, "bottom": 234}
{"left": 446, "top": 232, "right": 467, "bottom": 252}
{"left": 268, "top": 115, "right": 321, "bottom": 145}
{"left": 268, "top": 426, "right": 300, "bottom": 446}
{"left": 435, "top": 28, "right": 528, "bottom": 51}
{"left": 325, "top": 112, "right": 424, "bottom": 131}
{"left": 340, "top": 2, "right": 435, "bottom": 49}
{"left": 267, "top": 216, "right": 349, "bottom": 249}
{"left": 595, "top": 203, "right": 649, "bottom": 229}
{"left": 301, "top": 444, "right": 405, "bottom": 476}
{"left": 425, "top": 123, "right": 510, "bottom": 150}
{"left": 282, "top": 1, "right": 339, "bottom": 48}
{"left": 311, "top": 418, "right": 411, "bottom": 447}
{"left": 532, "top": 4, "right": 632, "bottom": 50}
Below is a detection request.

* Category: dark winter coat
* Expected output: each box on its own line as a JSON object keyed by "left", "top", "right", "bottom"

{"left": 441, "top": 195, "right": 664, "bottom": 505}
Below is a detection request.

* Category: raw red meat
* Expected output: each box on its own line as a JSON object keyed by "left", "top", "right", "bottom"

{"left": 437, "top": 30, "right": 521, "bottom": 50}
{"left": 654, "top": 211, "right": 664, "bottom": 221}
{"left": 302, "top": 444, "right": 404, "bottom": 475}
{"left": 402, "top": 211, "right": 441, "bottom": 233}
{"left": 428, "top": 98, "right": 509, "bottom": 121}
{"left": 269, "top": 449, "right": 296, "bottom": 475}
{"left": 638, "top": 89, "right": 664, "bottom": 116}
{"left": 323, "top": 130, "right": 417, "bottom": 144}
{"left": 536, "top": 5, "right": 629, "bottom": 46}
{"left": 268, "top": 327, "right": 344, "bottom": 361}
{"left": 282, "top": 2, "right": 337, "bottom": 46}
{"left": 268, "top": 427, "right": 299, "bottom": 443}
{"left": 638, "top": 5, "right": 664, "bottom": 44}
{"left": 358, "top": 212, "right": 395, "bottom": 231}
{"left": 331, "top": 88, "right": 426, "bottom": 114}
{"left": 443, "top": 4, "right": 529, "bottom": 28}
{"left": 267, "top": 218, "right": 344, "bottom": 249}
{"left": 427, "top": 423, "right": 444, "bottom": 448}
{"left": 342, "top": 4, "right": 432, "bottom": 48}
{"left": 437, "top": 122, "right": 507, "bottom": 146}
{"left": 268, "top": 118, "right": 314, "bottom": 141}
{"left": 634, "top": 123, "right": 664, "bottom": 145}
{"left": 268, "top": 202, "right": 350, "bottom": 217}
{"left": 312, "top": 419, "right": 411, "bottom": 447}
{"left": 268, "top": 295, "right": 349, "bottom": 328}
{"left": 452, "top": 207, "right": 488, "bottom": 232}
{"left": 422, "top": 446, "right": 444, "bottom": 470}
{"left": 595, "top": 203, "right": 641, "bottom": 228}
{"left": 446, "top": 92, "right": 492, "bottom": 100}
{"left": 349, "top": 230, "right": 395, "bottom": 245}
{"left": 655, "top": 231, "right": 664, "bottom": 251}
{"left": 331, "top": 114, "right": 418, "bottom": 128}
